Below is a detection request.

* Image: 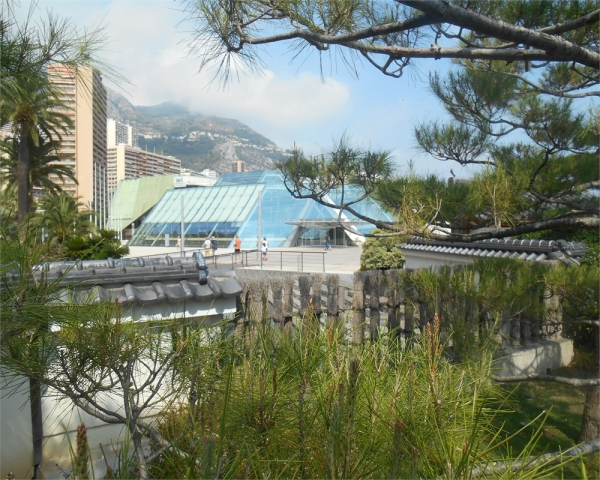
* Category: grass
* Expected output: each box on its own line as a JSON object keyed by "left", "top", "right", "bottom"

{"left": 496, "top": 361, "right": 599, "bottom": 479}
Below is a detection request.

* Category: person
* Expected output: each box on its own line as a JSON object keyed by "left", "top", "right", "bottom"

{"left": 263, "top": 237, "right": 269, "bottom": 254}
{"left": 261, "top": 240, "right": 268, "bottom": 262}
{"left": 211, "top": 236, "right": 218, "bottom": 256}
{"left": 203, "top": 237, "right": 212, "bottom": 257}
{"left": 234, "top": 235, "right": 242, "bottom": 263}
{"left": 325, "top": 234, "right": 331, "bottom": 251}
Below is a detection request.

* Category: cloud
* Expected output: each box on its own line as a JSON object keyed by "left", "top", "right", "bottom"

{"left": 172, "top": 70, "right": 350, "bottom": 126}
{"left": 30, "top": 0, "right": 453, "bottom": 173}
{"left": 88, "top": 2, "right": 350, "bottom": 127}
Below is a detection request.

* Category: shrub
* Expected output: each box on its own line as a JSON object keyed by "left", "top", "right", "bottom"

{"left": 63, "top": 229, "right": 129, "bottom": 260}
{"left": 360, "top": 229, "right": 404, "bottom": 270}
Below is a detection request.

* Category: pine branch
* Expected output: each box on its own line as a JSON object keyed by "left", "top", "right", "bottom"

{"left": 492, "top": 374, "right": 600, "bottom": 387}
{"left": 471, "top": 437, "right": 600, "bottom": 477}
{"left": 399, "top": 0, "right": 600, "bottom": 69}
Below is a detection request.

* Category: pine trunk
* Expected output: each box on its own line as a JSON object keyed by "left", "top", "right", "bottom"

{"left": 17, "top": 120, "right": 30, "bottom": 225}
{"left": 29, "top": 377, "right": 43, "bottom": 478}
{"left": 578, "top": 385, "right": 600, "bottom": 443}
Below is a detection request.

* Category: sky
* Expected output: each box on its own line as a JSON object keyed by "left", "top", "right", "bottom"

{"left": 22, "top": 0, "right": 469, "bottom": 177}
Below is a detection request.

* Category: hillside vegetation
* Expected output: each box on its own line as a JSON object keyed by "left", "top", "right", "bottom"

{"left": 107, "top": 88, "right": 288, "bottom": 173}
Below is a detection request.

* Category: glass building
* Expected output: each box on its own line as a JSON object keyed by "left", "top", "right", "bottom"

{"left": 129, "top": 170, "right": 394, "bottom": 248}
{"left": 108, "top": 174, "right": 182, "bottom": 239}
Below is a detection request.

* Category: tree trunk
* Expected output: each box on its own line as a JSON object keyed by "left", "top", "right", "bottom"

{"left": 29, "top": 376, "right": 43, "bottom": 479}
{"left": 18, "top": 120, "right": 44, "bottom": 477}
{"left": 579, "top": 385, "right": 600, "bottom": 443}
{"left": 17, "top": 120, "right": 30, "bottom": 225}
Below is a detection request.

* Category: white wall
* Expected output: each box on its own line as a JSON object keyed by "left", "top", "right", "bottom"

{"left": 403, "top": 251, "right": 474, "bottom": 270}
{"left": 1, "top": 298, "right": 237, "bottom": 478}
{"left": 0, "top": 374, "right": 34, "bottom": 479}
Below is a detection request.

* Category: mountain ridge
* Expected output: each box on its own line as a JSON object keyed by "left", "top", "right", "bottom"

{"left": 106, "top": 88, "right": 286, "bottom": 174}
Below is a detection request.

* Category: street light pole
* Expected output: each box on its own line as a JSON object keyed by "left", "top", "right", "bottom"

{"left": 180, "top": 193, "right": 185, "bottom": 257}
{"left": 257, "top": 189, "right": 262, "bottom": 268}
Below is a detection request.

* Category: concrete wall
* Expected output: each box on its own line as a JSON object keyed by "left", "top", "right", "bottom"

{"left": 0, "top": 298, "right": 237, "bottom": 479}
{"left": 496, "top": 338, "right": 574, "bottom": 377}
{"left": 0, "top": 377, "right": 154, "bottom": 479}
{"left": 0, "top": 374, "right": 34, "bottom": 479}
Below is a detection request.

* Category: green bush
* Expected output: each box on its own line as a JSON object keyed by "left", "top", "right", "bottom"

{"left": 520, "top": 228, "right": 599, "bottom": 267}
{"left": 63, "top": 229, "right": 129, "bottom": 260}
{"left": 360, "top": 229, "right": 405, "bottom": 270}
{"left": 520, "top": 228, "right": 599, "bottom": 353}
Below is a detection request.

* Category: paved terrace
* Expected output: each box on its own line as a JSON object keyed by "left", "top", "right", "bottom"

{"left": 126, "top": 245, "right": 362, "bottom": 280}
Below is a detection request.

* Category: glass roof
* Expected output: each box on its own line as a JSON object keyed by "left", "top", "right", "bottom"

{"left": 129, "top": 170, "right": 394, "bottom": 248}
{"left": 108, "top": 174, "right": 180, "bottom": 231}
{"left": 215, "top": 170, "right": 267, "bottom": 186}
{"left": 328, "top": 185, "right": 395, "bottom": 233}
{"left": 130, "top": 184, "right": 263, "bottom": 247}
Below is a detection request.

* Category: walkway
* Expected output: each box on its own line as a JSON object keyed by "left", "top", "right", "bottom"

{"left": 126, "top": 245, "right": 362, "bottom": 275}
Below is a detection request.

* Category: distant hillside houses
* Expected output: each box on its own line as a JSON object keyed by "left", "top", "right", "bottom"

{"left": 138, "top": 129, "right": 289, "bottom": 156}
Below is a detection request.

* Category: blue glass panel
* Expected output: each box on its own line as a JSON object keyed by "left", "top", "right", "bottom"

{"left": 215, "top": 170, "right": 267, "bottom": 186}
{"left": 129, "top": 171, "right": 395, "bottom": 247}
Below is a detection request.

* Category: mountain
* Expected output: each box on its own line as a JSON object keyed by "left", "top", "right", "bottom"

{"left": 137, "top": 102, "right": 188, "bottom": 118}
{"left": 106, "top": 88, "right": 288, "bottom": 174}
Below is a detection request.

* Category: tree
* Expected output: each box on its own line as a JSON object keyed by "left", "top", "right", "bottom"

{"left": 0, "top": 2, "right": 116, "bottom": 225}
{"left": 1, "top": 6, "right": 121, "bottom": 474}
{"left": 276, "top": 74, "right": 599, "bottom": 448}
{"left": 0, "top": 74, "right": 74, "bottom": 224}
{"left": 183, "top": 0, "right": 600, "bottom": 452}
{"left": 183, "top": 0, "right": 598, "bottom": 241}
{"left": 37, "top": 192, "right": 95, "bottom": 245}
{"left": 0, "top": 132, "right": 78, "bottom": 212}
{"left": 181, "top": 0, "right": 599, "bottom": 82}
{"left": 410, "top": 65, "right": 598, "bottom": 240}
{"left": 273, "top": 39, "right": 599, "bottom": 241}
{"left": 0, "top": 233, "right": 202, "bottom": 478}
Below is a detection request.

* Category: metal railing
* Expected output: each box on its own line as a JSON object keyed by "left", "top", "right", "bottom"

{"left": 134, "top": 249, "right": 327, "bottom": 272}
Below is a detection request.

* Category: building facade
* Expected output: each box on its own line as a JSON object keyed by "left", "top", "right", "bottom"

{"left": 130, "top": 170, "right": 394, "bottom": 248}
{"left": 48, "top": 65, "right": 108, "bottom": 225}
{"left": 107, "top": 118, "right": 138, "bottom": 148}
{"left": 232, "top": 160, "right": 246, "bottom": 172}
{"left": 107, "top": 146, "right": 181, "bottom": 193}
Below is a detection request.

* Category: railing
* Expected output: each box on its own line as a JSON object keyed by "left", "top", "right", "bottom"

{"left": 133, "top": 249, "right": 327, "bottom": 273}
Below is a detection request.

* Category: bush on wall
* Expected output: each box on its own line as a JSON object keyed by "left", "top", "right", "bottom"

{"left": 360, "top": 229, "right": 405, "bottom": 271}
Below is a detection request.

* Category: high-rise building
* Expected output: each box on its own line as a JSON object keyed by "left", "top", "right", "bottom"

{"left": 107, "top": 118, "right": 138, "bottom": 148}
{"left": 107, "top": 146, "right": 181, "bottom": 193}
{"left": 232, "top": 160, "right": 246, "bottom": 172}
{"left": 48, "top": 64, "right": 107, "bottom": 226}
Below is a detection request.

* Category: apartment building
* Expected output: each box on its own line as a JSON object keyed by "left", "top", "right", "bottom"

{"left": 107, "top": 145, "right": 181, "bottom": 193}
{"left": 107, "top": 118, "right": 138, "bottom": 148}
{"left": 48, "top": 64, "right": 107, "bottom": 225}
{"left": 232, "top": 160, "right": 246, "bottom": 172}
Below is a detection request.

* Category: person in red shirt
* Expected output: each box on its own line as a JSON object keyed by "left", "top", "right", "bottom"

{"left": 234, "top": 235, "right": 242, "bottom": 263}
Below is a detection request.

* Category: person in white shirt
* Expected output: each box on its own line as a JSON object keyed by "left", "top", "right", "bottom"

{"left": 261, "top": 240, "right": 268, "bottom": 261}
{"left": 203, "top": 238, "right": 212, "bottom": 256}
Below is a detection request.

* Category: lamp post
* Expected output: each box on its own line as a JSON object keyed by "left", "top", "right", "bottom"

{"left": 257, "top": 189, "right": 262, "bottom": 268}
{"left": 180, "top": 193, "right": 185, "bottom": 257}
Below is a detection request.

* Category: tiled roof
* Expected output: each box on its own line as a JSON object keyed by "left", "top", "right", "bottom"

{"left": 5, "top": 252, "right": 243, "bottom": 306}
{"left": 399, "top": 237, "right": 588, "bottom": 264}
